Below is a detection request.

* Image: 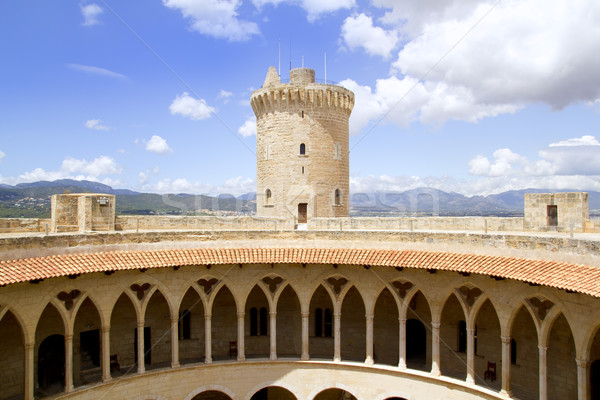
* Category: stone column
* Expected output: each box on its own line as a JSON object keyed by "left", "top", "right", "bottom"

{"left": 137, "top": 322, "right": 145, "bottom": 373}
{"left": 466, "top": 328, "right": 476, "bottom": 385}
{"left": 334, "top": 311, "right": 341, "bottom": 362}
{"left": 399, "top": 318, "right": 407, "bottom": 369}
{"left": 431, "top": 321, "right": 441, "bottom": 376}
{"left": 500, "top": 336, "right": 512, "bottom": 396}
{"left": 24, "top": 342, "right": 34, "bottom": 400}
{"left": 170, "top": 316, "right": 180, "bottom": 368}
{"left": 101, "top": 325, "right": 111, "bottom": 382}
{"left": 365, "top": 314, "right": 374, "bottom": 365}
{"left": 301, "top": 312, "right": 309, "bottom": 360}
{"left": 237, "top": 312, "right": 246, "bottom": 361}
{"left": 576, "top": 358, "right": 590, "bottom": 400}
{"left": 204, "top": 314, "right": 212, "bottom": 364}
{"left": 270, "top": 312, "right": 277, "bottom": 360}
{"left": 65, "top": 333, "right": 74, "bottom": 392}
{"left": 538, "top": 345, "right": 548, "bottom": 400}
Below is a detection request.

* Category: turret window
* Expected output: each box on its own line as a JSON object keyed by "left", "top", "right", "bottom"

{"left": 300, "top": 143, "right": 306, "bottom": 155}
{"left": 265, "top": 189, "right": 272, "bottom": 206}
{"left": 334, "top": 189, "right": 341, "bottom": 206}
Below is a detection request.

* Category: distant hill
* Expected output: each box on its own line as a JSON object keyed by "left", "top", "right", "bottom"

{"left": 0, "top": 180, "right": 598, "bottom": 218}
{"left": 0, "top": 180, "right": 255, "bottom": 218}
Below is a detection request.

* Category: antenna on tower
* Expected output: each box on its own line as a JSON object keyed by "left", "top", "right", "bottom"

{"left": 302, "top": 56, "right": 304, "bottom": 68}
{"left": 324, "top": 52, "right": 327, "bottom": 83}
{"left": 278, "top": 36, "right": 281, "bottom": 77}
{"left": 289, "top": 39, "right": 292, "bottom": 71}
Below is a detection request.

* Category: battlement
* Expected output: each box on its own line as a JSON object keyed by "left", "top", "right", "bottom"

{"left": 251, "top": 67, "right": 354, "bottom": 118}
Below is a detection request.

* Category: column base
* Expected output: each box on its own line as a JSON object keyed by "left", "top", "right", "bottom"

{"left": 237, "top": 355, "right": 246, "bottom": 362}
{"left": 466, "top": 376, "right": 475, "bottom": 385}
{"left": 301, "top": 354, "right": 309, "bottom": 361}
{"left": 430, "top": 368, "right": 441, "bottom": 377}
{"left": 102, "top": 376, "right": 112, "bottom": 383}
{"left": 365, "top": 357, "right": 374, "bottom": 365}
{"left": 499, "top": 389, "right": 512, "bottom": 397}
{"left": 334, "top": 357, "right": 341, "bottom": 363}
{"left": 171, "top": 362, "right": 180, "bottom": 368}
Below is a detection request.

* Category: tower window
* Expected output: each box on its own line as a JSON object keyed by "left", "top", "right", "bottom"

{"left": 458, "top": 320, "right": 466, "bottom": 352}
{"left": 250, "top": 307, "right": 268, "bottom": 336}
{"left": 511, "top": 338, "right": 517, "bottom": 364}
{"left": 315, "top": 307, "right": 333, "bottom": 337}
{"left": 302, "top": 167, "right": 305, "bottom": 174}
{"left": 265, "top": 189, "right": 272, "bottom": 205}
{"left": 334, "top": 143, "right": 341, "bottom": 160}
{"left": 302, "top": 111, "right": 304, "bottom": 118}
{"left": 335, "top": 189, "right": 341, "bottom": 205}
{"left": 179, "top": 309, "right": 191, "bottom": 340}
{"left": 300, "top": 143, "right": 306, "bottom": 155}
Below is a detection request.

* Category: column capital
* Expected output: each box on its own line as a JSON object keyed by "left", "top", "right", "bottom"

{"left": 467, "top": 328, "right": 476, "bottom": 335}
{"left": 333, "top": 312, "right": 341, "bottom": 318}
{"left": 237, "top": 312, "right": 245, "bottom": 318}
{"left": 431, "top": 321, "right": 441, "bottom": 329}
{"left": 269, "top": 312, "right": 277, "bottom": 317}
{"left": 101, "top": 325, "right": 111, "bottom": 333}
{"left": 365, "top": 314, "right": 374, "bottom": 321}
{"left": 538, "top": 345, "right": 548, "bottom": 353}
{"left": 399, "top": 318, "right": 407, "bottom": 324}
{"left": 576, "top": 358, "right": 590, "bottom": 368}
{"left": 501, "top": 335, "right": 511, "bottom": 344}
{"left": 204, "top": 314, "right": 212, "bottom": 320}
{"left": 137, "top": 321, "right": 144, "bottom": 328}
{"left": 24, "top": 342, "right": 35, "bottom": 350}
{"left": 65, "top": 333, "right": 73, "bottom": 341}
{"left": 301, "top": 312, "right": 310, "bottom": 318}
{"left": 171, "top": 316, "right": 179, "bottom": 324}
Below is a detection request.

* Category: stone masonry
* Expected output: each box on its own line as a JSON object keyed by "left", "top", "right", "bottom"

{"left": 251, "top": 66, "right": 354, "bottom": 221}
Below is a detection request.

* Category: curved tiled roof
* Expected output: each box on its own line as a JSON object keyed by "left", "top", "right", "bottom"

{"left": 1, "top": 247, "right": 599, "bottom": 297}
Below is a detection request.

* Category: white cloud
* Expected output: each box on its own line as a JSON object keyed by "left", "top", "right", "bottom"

{"left": 85, "top": 119, "right": 110, "bottom": 131}
{"left": 80, "top": 3, "right": 103, "bottom": 26}
{"left": 253, "top": 0, "right": 355, "bottom": 21}
{"left": 145, "top": 135, "right": 173, "bottom": 154}
{"left": 343, "top": 0, "right": 600, "bottom": 130}
{"left": 340, "top": 13, "right": 398, "bottom": 58}
{"left": 60, "top": 156, "right": 122, "bottom": 176}
{"left": 163, "top": 0, "right": 260, "bottom": 41}
{"left": 68, "top": 64, "right": 126, "bottom": 79}
{"left": 0, "top": 150, "right": 5, "bottom": 163}
{"left": 0, "top": 155, "right": 123, "bottom": 186}
{"left": 341, "top": 76, "right": 518, "bottom": 135}
{"left": 218, "top": 90, "right": 233, "bottom": 103}
{"left": 549, "top": 135, "right": 600, "bottom": 147}
{"left": 151, "top": 176, "right": 254, "bottom": 196}
{"left": 169, "top": 92, "right": 215, "bottom": 120}
{"left": 469, "top": 136, "right": 600, "bottom": 179}
{"left": 238, "top": 117, "right": 257, "bottom": 137}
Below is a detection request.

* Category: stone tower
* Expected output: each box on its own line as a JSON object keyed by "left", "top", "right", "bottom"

{"left": 251, "top": 66, "right": 355, "bottom": 222}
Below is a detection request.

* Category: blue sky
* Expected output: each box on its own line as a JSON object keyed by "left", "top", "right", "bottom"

{"left": 1, "top": 0, "right": 600, "bottom": 196}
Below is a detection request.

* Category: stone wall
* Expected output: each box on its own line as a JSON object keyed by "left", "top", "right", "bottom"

{"left": 524, "top": 192, "right": 590, "bottom": 232}
{"left": 252, "top": 67, "right": 354, "bottom": 220}
{"left": 51, "top": 194, "right": 115, "bottom": 233}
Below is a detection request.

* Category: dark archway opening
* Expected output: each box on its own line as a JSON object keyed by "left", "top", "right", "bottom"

{"left": 313, "top": 388, "right": 357, "bottom": 400}
{"left": 251, "top": 386, "right": 297, "bottom": 400}
{"left": 591, "top": 360, "right": 600, "bottom": 400}
{"left": 406, "top": 319, "right": 426, "bottom": 369}
{"left": 192, "top": 390, "right": 233, "bottom": 400}
{"left": 38, "top": 334, "right": 65, "bottom": 392}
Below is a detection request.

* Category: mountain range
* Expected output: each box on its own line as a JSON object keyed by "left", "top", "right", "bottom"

{"left": 0, "top": 179, "right": 598, "bottom": 218}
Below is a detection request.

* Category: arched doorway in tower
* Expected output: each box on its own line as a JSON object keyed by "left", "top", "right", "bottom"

{"left": 250, "top": 386, "right": 297, "bottom": 400}
{"left": 73, "top": 297, "right": 101, "bottom": 387}
{"left": 35, "top": 303, "right": 65, "bottom": 396}
{"left": 341, "top": 286, "right": 366, "bottom": 362}
{"left": 245, "top": 285, "right": 270, "bottom": 358}
{"left": 212, "top": 285, "right": 237, "bottom": 360}
{"left": 374, "top": 287, "right": 399, "bottom": 366}
{"left": 0, "top": 311, "right": 24, "bottom": 399}
{"left": 473, "top": 299, "right": 501, "bottom": 391}
{"left": 179, "top": 287, "right": 205, "bottom": 365}
{"left": 591, "top": 326, "right": 600, "bottom": 400}
{"left": 191, "top": 390, "right": 233, "bottom": 400}
{"left": 309, "top": 285, "right": 334, "bottom": 359}
{"left": 110, "top": 293, "right": 137, "bottom": 376}
{"left": 144, "top": 290, "right": 171, "bottom": 370}
{"left": 510, "top": 305, "right": 539, "bottom": 400}
{"left": 548, "top": 314, "right": 577, "bottom": 399}
{"left": 440, "top": 293, "right": 466, "bottom": 380}
{"left": 276, "top": 284, "right": 302, "bottom": 358}
{"left": 405, "top": 290, "right": 431, "bottom": 371}
{"left": 313, "top": 388, "right": 357, "bottom": 400}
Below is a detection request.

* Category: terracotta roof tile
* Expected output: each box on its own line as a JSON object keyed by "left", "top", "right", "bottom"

{"left": 1, "top": 247, "right": 600, "bottom": 297}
